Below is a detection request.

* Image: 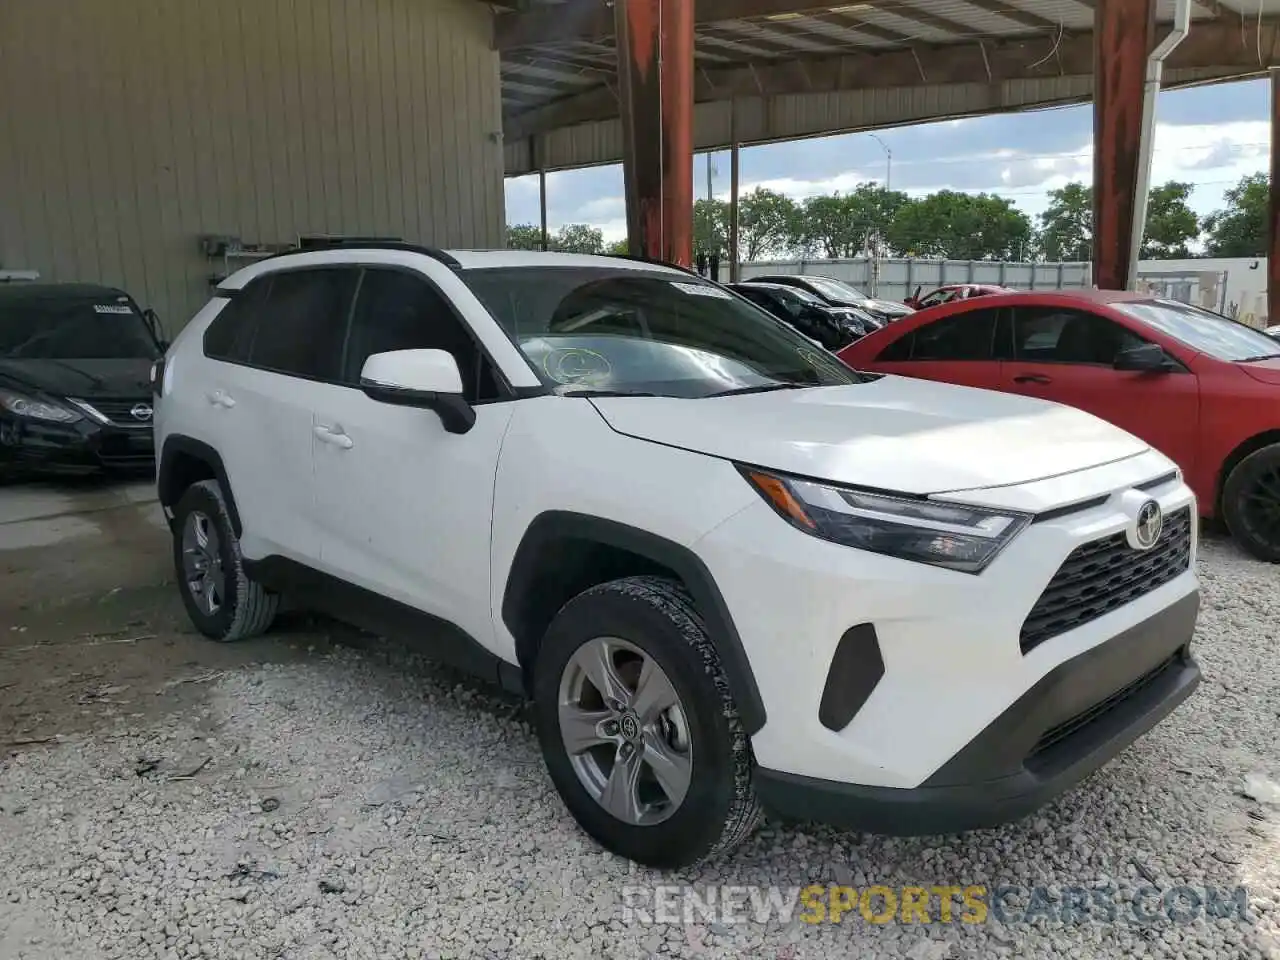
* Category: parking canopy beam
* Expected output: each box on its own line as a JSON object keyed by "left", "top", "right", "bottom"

{"left": 1092, "top": 0, "right": 1156, "bottom": 290}
{"left": 1270, "top": 69, "right": 1280, "bottom": 323}
{"left": 615, "top": 0, "right": 694, "bottom": 267}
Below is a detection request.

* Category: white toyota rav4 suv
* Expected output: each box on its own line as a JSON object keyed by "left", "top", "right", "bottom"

{"left": 152, "top": 243, "right": 1202, "bottom": 868}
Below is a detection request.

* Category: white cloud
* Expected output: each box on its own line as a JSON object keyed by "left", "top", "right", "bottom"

{"left": 512, "top": 116, "right": 1270, "bottom": 240}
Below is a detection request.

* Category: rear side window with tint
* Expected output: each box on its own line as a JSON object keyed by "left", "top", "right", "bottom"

{"left": 203, "top": 277, "right": 270, "bottom": 363}
{"left": 246, "top": 268, "right": 359, "bottom": 380}
{"left": 908, "top": 308, "right": 1000, "bottom": 361}
{"left": 876, "top": 330, "right": 914, "bottom": 361}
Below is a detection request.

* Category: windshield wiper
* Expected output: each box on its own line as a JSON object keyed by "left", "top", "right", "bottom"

{"left": 706, "top": 382, "right": 811, "bottom": 398}
{"left": 558, "top": 388, "right": 659, "bottom": 398}
{"left": 1238, "top": 354, "right": 1280, "bottom": 362}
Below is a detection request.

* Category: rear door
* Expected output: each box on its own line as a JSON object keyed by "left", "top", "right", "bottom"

{"left": 1001, "top": 304, "right": 1200, "bottom": 471}
{"left": 870, "top": 305, "right": 1006, "bottom": 391}
{"left": 219, "top": 267, "right": 359, "bottom": 562}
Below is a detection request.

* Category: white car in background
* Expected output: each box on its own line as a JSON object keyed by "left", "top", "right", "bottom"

{"left": 151, "top": 244, "right": 1203, "bottom": 868}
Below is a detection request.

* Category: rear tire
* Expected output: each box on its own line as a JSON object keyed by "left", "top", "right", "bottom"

{"left": 1222, "top": 443, "right": 1280, "bottom": 563}
{"left": 532, "top": 576, "right": 761, "bottom": 868}
{"left": 172, "top": 479, "right": 279, "bottom": 641}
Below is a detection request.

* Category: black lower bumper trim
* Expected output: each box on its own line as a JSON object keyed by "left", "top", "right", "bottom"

{"left": 755, "top": 589, "right": 1202, "bottom": 836}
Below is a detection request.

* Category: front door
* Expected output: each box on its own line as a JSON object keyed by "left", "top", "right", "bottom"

{"left": 1001, "top": 305, "right": 1201, "bottom": 473}
{"left": 310, "top": 265, "right": 513, "bottom": 647}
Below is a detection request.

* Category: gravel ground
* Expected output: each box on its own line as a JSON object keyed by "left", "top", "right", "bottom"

{"left": 1, "top": 535, "right": 1278, "bottom": 960}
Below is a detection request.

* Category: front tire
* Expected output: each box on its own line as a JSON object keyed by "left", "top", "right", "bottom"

{"left": 172, "top": 479, "right": 279, "bottom": 641}
{"left": 532, "top": 576, "right": 761, "bottom": 869}
{"left": 1222, "top": 443, "right": 1280, "bottom": 563}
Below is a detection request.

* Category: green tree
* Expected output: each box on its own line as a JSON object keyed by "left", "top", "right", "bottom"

{"left": 605, "top": 238, "right": 630, "bottom": 255}
{"left": 550, "top": 223, "right": 604, "bottom": 254}
{"left": 737, "top": 188, "right": 798, "bottom": 261}
{"left": 1142, "top": 181, "right": 1200, "bottom": 258}
{"left": 1202, "top": 173, "right": 1270, "bottom": 257}
{"left": 505, "top": 223, "right": 543, "bottom": 251}
{"left": 792, "top": 185, "right": 908, "bottom": 258}
{"left": 693, "top": 198, "right": 730, "bottom": 257}
{"left": 1038, "top": 182, "right": 1093, "bottom": 261}
{"left": 888, "top": 191, "right": 1032, "bottom": 260}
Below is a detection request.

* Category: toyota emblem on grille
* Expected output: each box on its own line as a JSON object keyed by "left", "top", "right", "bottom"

{"left": 1134, "top": 499, "right": 1163, "bottom": 550}
{"left": 130, "top": 403, "right": 153, "bottom": 422}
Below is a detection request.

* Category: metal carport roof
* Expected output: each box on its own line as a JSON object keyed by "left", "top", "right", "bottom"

{"left": 484, "top": 0, "right": 1280, "bottom": 174}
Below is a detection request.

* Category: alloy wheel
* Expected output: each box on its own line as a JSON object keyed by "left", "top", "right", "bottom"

{"left": 1241, "top": 462, "right": 1280, "bottom": 547}
{"left": 181, "top": 510, "right": 225, "bottom": 615}
{"left": 557, "top": 636, "right": 693, "bottom": 826}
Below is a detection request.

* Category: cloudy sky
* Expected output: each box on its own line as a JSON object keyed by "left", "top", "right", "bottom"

{"left": 504, "top": 77, "right": 1272, "bottom": 244}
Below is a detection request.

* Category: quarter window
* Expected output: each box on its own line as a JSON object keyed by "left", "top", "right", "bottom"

{"left": 203, "top": 277, "right": 271, "bottom": 363}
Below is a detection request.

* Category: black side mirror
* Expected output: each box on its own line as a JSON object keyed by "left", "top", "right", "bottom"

{"left": 1114, "top": 342, "right": 1170, "bottom": 372}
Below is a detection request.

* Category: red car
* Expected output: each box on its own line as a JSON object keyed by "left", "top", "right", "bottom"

{"left": 837, "top": 289, "right": 1280, "bottom": 561}
{"left": 903, "top": 283, "right": 1011, "bottom": 310}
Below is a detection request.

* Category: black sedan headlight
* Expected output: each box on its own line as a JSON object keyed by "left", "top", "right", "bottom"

{"left": 0, "top": 388, "right": 82, "bottom": 424}
{"left": 741, "top": 466, "right": 1031, "bottom": 573}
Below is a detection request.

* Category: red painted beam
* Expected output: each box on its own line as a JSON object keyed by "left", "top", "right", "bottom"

{"left": 614, "top": 0, "right": 694, "bottom": 266}
{"left": 1092, "top": 0, "right": 1156, "bottom": 290}
{"left": 1269, "top": 70, "right": 1280, "bottom": 324}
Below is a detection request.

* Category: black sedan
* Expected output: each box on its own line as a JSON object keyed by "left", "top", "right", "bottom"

{"left": 748, "top": 274, "right": 914, "bottom": 322}
{"left": 0, "top": 282, "right": 165, "bottom": 476}
{"left": 728, "top": 282, "right": 875, "bottom": 350}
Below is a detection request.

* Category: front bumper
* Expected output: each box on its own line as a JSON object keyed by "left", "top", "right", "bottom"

{"left": 754, "top": 590, "right": 1201, "bottom": 834}
{"left": 0, "top": 413, "right": 154, "bottom": 474}
{"left": 693, "top": 448, "right": 1201, "bottom": 797}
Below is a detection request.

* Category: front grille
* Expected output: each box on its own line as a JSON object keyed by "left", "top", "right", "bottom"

{"left": 1020, "top": 507, "right": 1192, "bottom": 654}
{"left": 1028, "top": 652, "right": 1181, "bottom": 762}
{"left": 85, "top": 398, "right": 153, "bottom": 427}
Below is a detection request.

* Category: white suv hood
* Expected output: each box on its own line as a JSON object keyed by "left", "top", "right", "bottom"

{"left": 590, "top": 376, "right": 1149, "bottom": 495}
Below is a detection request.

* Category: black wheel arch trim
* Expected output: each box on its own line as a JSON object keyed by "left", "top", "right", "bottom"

{"left": 157, "top": 435, "right": 243, "bottom": 537}
{"left": 501, "top": 510, "right": 767, "bottom": 735}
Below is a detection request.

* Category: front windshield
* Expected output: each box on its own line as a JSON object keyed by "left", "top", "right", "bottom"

{"left": 1113, "top": 298, "right": 1280, "bottom": 362}
{"left": 0, "top": 294, "right": 159, "bottom": 360}
{"left": 461, "top": 267, "right": 862, "bottom": 398}
{"left": 805, "top": 277, "right": 870, "bottom": 302}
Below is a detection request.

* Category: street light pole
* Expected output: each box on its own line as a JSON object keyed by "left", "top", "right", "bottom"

{"left": 867, "top": 133, "right": 892, "bottom": 296}
{"left": 868, "top": 133, "right": 891, "bottom": 192}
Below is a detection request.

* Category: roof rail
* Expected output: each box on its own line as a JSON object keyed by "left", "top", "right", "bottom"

{"left": 260, "top": 239, "right": 461, "bottom": 270}
{"left": 605, "top": 253, "right": 706, "bottom": 279}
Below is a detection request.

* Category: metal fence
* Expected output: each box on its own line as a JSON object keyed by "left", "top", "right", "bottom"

{"left": 721, "top": 257, "right": 1094, "bottom": 301}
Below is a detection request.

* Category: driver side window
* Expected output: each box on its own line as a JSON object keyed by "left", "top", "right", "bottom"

{"left": 1012, "top": 307, "right": 1145, "bottom": 366}
{"left": 344, "top": 268, "right": 502, "bottom": 402}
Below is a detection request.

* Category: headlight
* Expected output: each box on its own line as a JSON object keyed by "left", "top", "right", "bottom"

{"left": 740, "top": 467, "right": 1031, "bottom": 573}
{"left": 0, "top": 388, "right": 82, "bottom": 423}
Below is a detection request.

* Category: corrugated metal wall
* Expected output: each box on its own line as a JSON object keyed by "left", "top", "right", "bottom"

{"left": 0, "top": 0, "right": 504, "bottom": 333}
